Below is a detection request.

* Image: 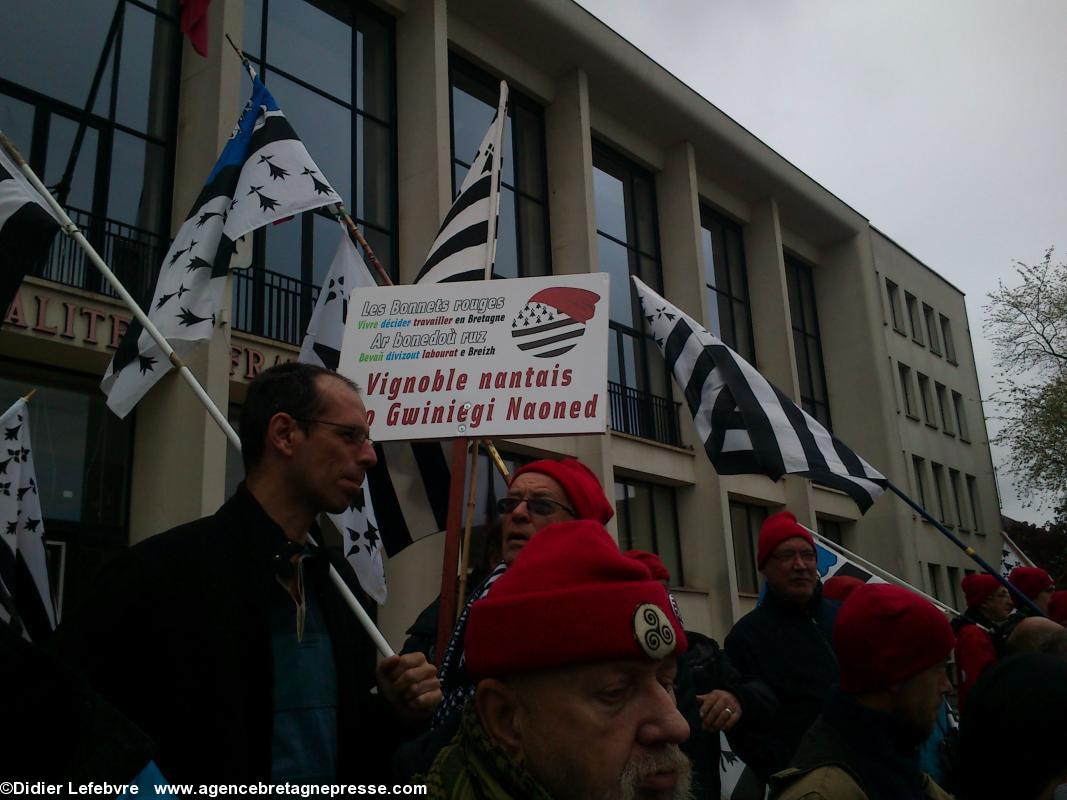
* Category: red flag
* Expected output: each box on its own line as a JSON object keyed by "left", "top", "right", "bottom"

{"left": 180, "top": 0, "right": 212, "bottom": 58}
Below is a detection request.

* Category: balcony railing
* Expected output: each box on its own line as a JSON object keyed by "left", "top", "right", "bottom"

{"left": 608, "top": 380, "right": 682, "bottom": 446}
{"left": 231, "top": 267, "right": 319, "bottom": 346}
{"left": 34, "top": 207, "right": 165, "bottom": 308}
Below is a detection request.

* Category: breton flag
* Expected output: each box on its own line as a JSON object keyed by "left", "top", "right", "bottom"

{"left": 101, "top": 71, "right": 342, "bottom": 417}
{"left": 298, "top": 226, "right": 388, "bottom": 603}
{"left": 1000, "top": 531, "right": 1034, "bottom": 578}
{"left": 0, "top": 398, "right": 57, "bottom": 642}
{"left": 633, "top": 276, "right": 888, "bottom": 512}
{"left": 0, "top": 138, "right": 63, "bottom": 325}
{"left": 511, "top": 287, "right": 600, "bottom": 358}
{"left": 815, "top": 540, "right": 881, "bottom": 585}
{"left": 414, "top": 81, "right": 509, "bottom": 284}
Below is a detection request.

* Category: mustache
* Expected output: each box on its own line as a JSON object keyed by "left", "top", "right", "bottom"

{"left": 619, "top": 744, "right": 693, "bottom": 800}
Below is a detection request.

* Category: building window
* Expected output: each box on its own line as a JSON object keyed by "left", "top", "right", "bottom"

{"left": 912, "top": 455, "right": 928, "bottom": 508}
{"left": 924, "top": 303, "right": 941, "bottom": 355}
{"left": 917, "top": 373, "right": 936, "bottom": 427}
{"left": 817, "top": 517, "right": 843, "bottom": 545}
{"left": 898, "top": 363, "right": 917, "bottom": 418}
{"left": 952, "top": 391, "right": 970, "bottom": 441}
{"left": 950, "top": 469, "right": 967, "bottom": 529}
{"left": 946, "top": 566, "right": 961, "bottom": 611}
{"left": 931, "top": 463, "right": 949, "bottom": 524}
{"left": 237, "top": 0, "right": 397, "bottom": 343}
{"left": 966, "top": 474, "right": 981, "bottom": 533}
{"left": 700, "top": 206, "right": 755, "bottom": 363}
{"left": 786, "top": 254, "right": 832, "bottom": 429}
{"left": 885, "top": 279, "right": 904, "bottom": 333}
{"left": 593, "top": 143, "right": 679, "bottom": 445}
{"left": 449, "top": 55, "right": 550, "bottom": 279}
{"left": 935, "top": 382, "right": 953, "bottom": 435}
{"left": 0, "top": 0, "right": 181, "bottom": 306}
{"left": 615, "top": 477, "right": 683, "bottom": 585}
{"left": 940, "top": 314, "right": 958, "bottom": 364}
{"left": 927, "top": 563, "right": 943, "bottom": 601}
{"left": 0, "top": 362, "right": 135, "bottom": 617}
{"left": 728, "top": 500, "right": 767, "bottom": 594}
{"left": 905, "top": 291, "right": 924, "bottom": 344}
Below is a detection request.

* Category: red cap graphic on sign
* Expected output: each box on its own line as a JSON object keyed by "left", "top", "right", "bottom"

{"left": 511, "top": 287, "right": 601, "bottom": 358}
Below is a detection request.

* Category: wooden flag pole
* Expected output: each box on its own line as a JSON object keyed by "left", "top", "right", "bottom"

{"left": 0, "top": 130, "right": 397, "bottom": 659}
{"left": 21, "top": 388, "right": 37, "bottom": 404}
{"left": 886, "top": 480, "right": 1045, "bottom": 618}
{"left": 436, "top": 439, "right": 470, "bottom": 665}
{"left": 456, "top": 441, "right": 482, "bottom": 618}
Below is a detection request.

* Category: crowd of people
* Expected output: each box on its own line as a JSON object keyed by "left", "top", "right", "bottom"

{"left": 4, "top": 363, "right": 1066, "bottom": 799}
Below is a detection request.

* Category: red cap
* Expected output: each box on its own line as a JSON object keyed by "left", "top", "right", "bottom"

{"left": 757, "top": 511, "right": 815, "bottom": 569}
{"left": 465, "top": 520, "right": 687, "bottom": 680}
{"left": 1048, "top": 591, "right": 1067, "bottom": 624}
{"left": 962, "top": 573, "right": 1000, "bottom": 609}
{"left": 1009, "top": 566, "right": 1055, "bottom": 600}
{"left": 625, "top": 550, "right": 671, "bottom": 583}
{"left": 511, "top": 458, "right": 614, "bottom": 525}
{"left": 823, "top": 575, "right": 866, "bottom": 602}
{"left": 834, "top": 583, "right": 955, "bottom": 693}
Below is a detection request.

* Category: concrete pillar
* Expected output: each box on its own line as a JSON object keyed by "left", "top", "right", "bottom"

{"left": 395, "top": 0, "right": 451, "bottom": 284}
{"left": 818, "top": 230, "right": 919, "bottom": 583}
{"left": 127, "top": 0, "right": 244, "bottom": 542}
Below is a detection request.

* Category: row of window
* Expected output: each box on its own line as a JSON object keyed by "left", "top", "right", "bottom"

{"left": 926, "top": 562, "right": 979, "bottom": 611}
{"left": 885, "top": 278, "right": 958, "bottom": 364}
{"left": 910, "top": 455, "right": 983, "bottom": 533}
{"left": 896, "top": 361, "right": 971, "bottom": 440}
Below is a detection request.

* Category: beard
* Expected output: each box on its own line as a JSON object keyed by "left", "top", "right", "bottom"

{"left": 525, "top": 743, "right": 693, "bottom": 800}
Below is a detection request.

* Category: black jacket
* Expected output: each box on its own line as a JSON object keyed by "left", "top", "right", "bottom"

{"left": 51, "top": 484, "right": 408, "bottom": 785}
{"left": 676, "top": 631, "right": 777, "bottom": 799}
{"left": 723, "top": 585, "right": 840, "bottom": 781}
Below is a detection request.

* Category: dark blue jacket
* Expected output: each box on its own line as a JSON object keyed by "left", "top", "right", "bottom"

{"left": 724, "top": 584, "right": 840, "bottom": 781}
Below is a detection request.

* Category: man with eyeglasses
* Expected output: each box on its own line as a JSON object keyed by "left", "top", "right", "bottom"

{"left": 395, "top": 457, "right": 615, "bottom": 779}
{"left": 723, "top": 510, "right": 841, "bottom": 795}
{"left": 53, "top": 363, "right": 441, "bottom": 785}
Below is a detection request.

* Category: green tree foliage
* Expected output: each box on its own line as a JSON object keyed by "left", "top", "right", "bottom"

{"left": 1002, "top": 516, "right": 1067, "bottom": 586}
{"left": 986, "top": 247, "right": 1067, "bottom": 517}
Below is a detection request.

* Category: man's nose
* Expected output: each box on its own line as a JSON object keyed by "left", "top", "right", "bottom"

{"left": 359, "top": 440, "right": 378, "bottom": 469}
{"left": 636, "top": 685, "right": 690, "bottom": 748}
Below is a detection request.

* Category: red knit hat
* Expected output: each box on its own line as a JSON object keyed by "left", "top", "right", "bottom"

{"left": 1048, "top": 591, "right": 1067, "bottom": 624}
{"left": 1009, "top": 566, "right": 1055, "bottom": 600}
{"left": 624, "top": 550, "right": 671, "bottom": 583}
{"left": 962, "top": 573, "right": 1000, "bottom": 609}
{"left": 756, "top": 511, "right": 815, "bottom": 569}
{"left": 511, "top": 458, "right": 614, "bottom": 525}
{"left": 823, "top": 575, "right": 866, "bottom": 602}
{"left": 465, "top": 520, "right": 687, "bottom": 680}
{"left": 834, "top": 583, "right": 955, "bottom": 693}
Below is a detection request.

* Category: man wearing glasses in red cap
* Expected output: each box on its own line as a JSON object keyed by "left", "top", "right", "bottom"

{"left": 723, "top": 510, "right": 841, "bottom": 795}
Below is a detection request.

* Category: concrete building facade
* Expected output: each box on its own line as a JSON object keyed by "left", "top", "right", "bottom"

{"left": 0, "top": 0, "right": 1001, "bottom": 646}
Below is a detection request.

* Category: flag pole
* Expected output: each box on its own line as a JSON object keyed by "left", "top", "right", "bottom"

{"left": 804, "top": 525, "right": 959, "bottom": 617}
{"left": 456, "top": 441, "right": 482, "bottom": 617}
{"left": 482, "top": 81, "right": 508, "bottom": 281}
{"left": 21, "top": 389, "right": 37, "bottom": 404}
{"left": 0, "top": 131, "right": 397, "bottom": 658}
{"left": 886, "top": 480, "right": 1044, "bottom": 617}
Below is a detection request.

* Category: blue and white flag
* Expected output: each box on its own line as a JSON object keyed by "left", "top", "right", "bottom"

{"left": 102, "top": 72, "right": 342, "bottom": 417}
{"left": 0, "top": 397, "right": 56, "bottom": 642}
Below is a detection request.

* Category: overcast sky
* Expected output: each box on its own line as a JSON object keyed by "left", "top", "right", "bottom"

{"left": 575, "top": 0, "right": 1067, "bottom": 525}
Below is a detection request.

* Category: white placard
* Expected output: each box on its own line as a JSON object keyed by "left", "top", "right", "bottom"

{"left": 339, "top": 274, "right": 610, "bottom": 441}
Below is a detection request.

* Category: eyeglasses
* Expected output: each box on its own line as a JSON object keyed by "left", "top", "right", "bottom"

{"left": 768, "top": 549, "right": 818, "bottom": 565}
{"left": 293, "top": 417, "right": 373, "bottom": 448}
{"left": 496, "top": 495, "right": 576, "bottom": 518}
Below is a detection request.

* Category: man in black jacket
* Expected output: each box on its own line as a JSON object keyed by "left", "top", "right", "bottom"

{"left": 724, "top": 510, "right": 840, "bottom": 789}
{"left": 53, "top": 363, "right": 441, "bottom": 785}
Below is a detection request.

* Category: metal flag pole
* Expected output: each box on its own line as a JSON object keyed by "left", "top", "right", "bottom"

{"left": 482, "top": 81, "right": 508, "bottom": 281}
{"left": 0, "top": 131, "right": 396, "bottom": 658}
{"left": 886, "top": 480, "right": 1045, "bottom": 618}
{"left": 803, "top": 525, "right": 959, "bottom": 617}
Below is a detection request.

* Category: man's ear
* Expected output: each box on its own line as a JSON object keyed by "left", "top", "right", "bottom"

{"left": 266, "top": 413, "right": 301, "bottom": 458}
{"left": 474, "top": 679, "right": 525, "bottom": 762}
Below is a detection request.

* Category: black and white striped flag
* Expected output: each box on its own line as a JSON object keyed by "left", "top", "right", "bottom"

{"left": 414, "top": 81, "right": 508, "bottom": 284}
{"left": 0, "top": 139, "right": 62, "bottom": 325}
{"left": 0, "top": 397, "right": 57, "bottom": 642}
{"left": 633, "top": 276, "right": 887, "bottom": 512}
{"left": 101, "top": 71, "right": 342, "bottom": 417}
{"left": 298, "top": 225, "right": 391, "bottom": 602}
